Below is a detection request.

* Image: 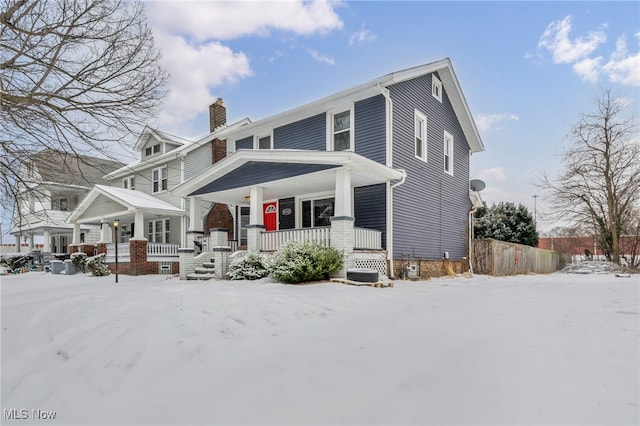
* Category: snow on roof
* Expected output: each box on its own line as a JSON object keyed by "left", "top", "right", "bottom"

{"left": 95, "top": 185, "right": 184, "bottom": 212}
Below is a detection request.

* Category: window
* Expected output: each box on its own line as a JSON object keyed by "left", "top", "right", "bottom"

{"left": 152, "top": 166, "right": 168, "bottom": 193}
{"left": 145, "top": 144, "right": 161, "bottom": 157}
{"left": 122, "top": 176, "right": 135, "bottom": 190}
{"left": 51, "top": 197, "right": 68, "bottom": 211}
{"left": 257, "top": 135, "right": 272, "bottom": 149}
{"left": 432, "top": 74, "right": 442, "bottom": 103}
{"left": 330, "top": 109, "right": 353, "bottom": 151}
{"left": 148, "top": 219, "right": 170, "bottom": 243}
{"left": 444, "top": 131, "right": 454, "bottom": 175}
{"left": 301, "top": 197, "right": 334, "bottom": 228}
{"left": 414, "top": 110, "right": 427, "bottom": 161}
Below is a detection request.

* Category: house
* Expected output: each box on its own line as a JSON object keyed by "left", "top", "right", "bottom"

{"left": 10, "top": 149, "right": 124, "bottom": 257}
{"left": 66, "top": 100, "right": 248, "bottom": 274}
{"left": 68, "top": 58, "right": 485, "bottom": 279}
{"left": 173, "top": 58, "right": 484, "bottom": 279}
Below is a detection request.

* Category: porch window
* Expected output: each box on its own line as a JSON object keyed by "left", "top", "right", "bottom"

{"left": 302, "top": 197, "right": 334, "bottom": 228}
{"left": 444, "top": 130, "right": 454, "bottom": 176}
{"left": 415, "top": 110, "right": 427, "bottom": 161}
{"left": 152, "top": 166, "right": 168, "bottom": 193}
{"left": 122, "top": 175, "right": 135, "bottom": 190}
{"left": 331, "top": 109, "right": 353, "bottom": 151}
{"left": 239, "top": 206, "right": 250, "bottom": 246}
{"left": 148, "top": 218, "right": 170, "bottom": 243}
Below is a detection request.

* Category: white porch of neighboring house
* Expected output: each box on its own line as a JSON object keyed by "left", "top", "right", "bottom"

{"left": 172, "top": 150, "right": 406, "bottom": 277}
{"left": 67, "top": 185, "right": 186, "bottom": 274}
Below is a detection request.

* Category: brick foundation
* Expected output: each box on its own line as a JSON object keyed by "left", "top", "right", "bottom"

{"left": 79, "top": 244, "right": 95, "bottom": 257}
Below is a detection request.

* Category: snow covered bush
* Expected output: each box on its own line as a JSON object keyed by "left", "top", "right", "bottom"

{"left": 227, "top": 251, "right": 269, "bottom": 280}
{"left": 267, "top": 241, "right": 343, "bottom": 284}
{"left": 86, "top": 253, "right": 110, "bottom": 276}
{"left": 71, "top": 252, "right": 87, "bottom": 273}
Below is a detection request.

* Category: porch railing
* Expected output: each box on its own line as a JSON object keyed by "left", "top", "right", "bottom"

{"left": 354, "top": 227, "right": 382, "bottom": 250}
{"left": 261, "top": 227, "right": 331, "bottom": 252}
{"left": 147, "top": 242, "right": 179, "bottom": 259}
{"left": 105, "top": 243, "right": 130, "bottom": 261}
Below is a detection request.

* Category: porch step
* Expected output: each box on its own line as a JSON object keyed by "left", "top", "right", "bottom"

{"left": 202, "top": 262, "right": 215, "bottom": 269}
{"left": 187, "top": 273, "right": 216, "bottom": 281}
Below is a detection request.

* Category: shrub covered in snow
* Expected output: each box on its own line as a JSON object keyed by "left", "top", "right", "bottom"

{"left": 86, "top": 253, "right": 110, "bottom": 276}
{"left": 227, "top": 251, "right": 269, "bottom": 280}
{"left": 71, "top": 252, "right": 88, "bottom": 273}
{"left": 267, "top": 241, "right": 343, "bottom": 284}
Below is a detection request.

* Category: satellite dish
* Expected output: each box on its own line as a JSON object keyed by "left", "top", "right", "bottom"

{"left": 470, "top": 179, "right": 486, "bottom": 192}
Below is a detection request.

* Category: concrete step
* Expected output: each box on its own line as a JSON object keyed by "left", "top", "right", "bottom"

{"left": 186, "top": 273, "right": 216, "bottom": 281}
{"left": 194, "top": 266, "right": 216, "bottom": 274}
{"left": 202, "top": 262, "right": 215, "bottom": 269}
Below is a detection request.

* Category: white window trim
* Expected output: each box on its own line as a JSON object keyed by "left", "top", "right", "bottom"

{"left": 432, "top": 74, "right": 443, "bottom": 103}
{"left": 326, "top": 106, "right": 355, "bottom": 152}
{"left": 122, "top": 175, "right": 135, "bottom": 190}
{"left": 414, "top": 110, "right": 427, "bottom": 162}
{"left": 254, "top": 133, "right": 273, "bottom": 150}
{"left": 152, "top": 165, "right": 168, "bottom": 194}
{"left": 148, "top": 218, "right": 170, "bottom": 243}
{"left": 444, "top": 130, "right": 454, "bottom": 176}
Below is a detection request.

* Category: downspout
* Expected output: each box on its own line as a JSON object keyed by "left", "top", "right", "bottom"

{"left": 379, "top": 83, "right": 398, "bottom": 278}
{"left": 178, "top": 152, "right": 187, "bottom": 247}
{"left": 469, "top": 205, "right": 477, "bottom": 274}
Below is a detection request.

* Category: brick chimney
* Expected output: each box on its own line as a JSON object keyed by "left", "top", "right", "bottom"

{"left": 209, "top": 98, "right": 227, "bottom": 164}
{"left": 209, "top": 98, "right": 226, "bottom": 132}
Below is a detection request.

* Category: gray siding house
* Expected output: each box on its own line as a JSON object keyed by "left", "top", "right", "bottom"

{"left": 174, "top": 58, "right": 484, "bottom": 278}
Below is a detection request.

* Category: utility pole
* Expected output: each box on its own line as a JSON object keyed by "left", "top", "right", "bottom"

{"left": 532, "top": 194, "right": 538, "bottom": 224}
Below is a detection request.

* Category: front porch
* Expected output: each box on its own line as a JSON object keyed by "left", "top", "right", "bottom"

{"left": 172, "top": 150, "right": 406, "bottom": 279}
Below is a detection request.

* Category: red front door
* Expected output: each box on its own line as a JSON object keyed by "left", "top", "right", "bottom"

{"left": 263, "top": 202, "right": 278, "bottom": 232}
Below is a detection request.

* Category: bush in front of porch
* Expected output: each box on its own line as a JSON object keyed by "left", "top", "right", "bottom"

{"left": 227, "top": 251, "right": 270, "bottom": 280}
{"left": 267, "top": 241, "right": 343, "bottom": 284}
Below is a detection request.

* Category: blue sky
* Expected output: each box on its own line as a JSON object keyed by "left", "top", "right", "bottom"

{"left": 143, "top": 1, "right": 639, "bottom": 233}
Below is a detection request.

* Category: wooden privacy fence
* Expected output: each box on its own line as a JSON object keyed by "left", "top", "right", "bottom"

{"left": 472, "top": 239, "right": 569, "bottom": 276}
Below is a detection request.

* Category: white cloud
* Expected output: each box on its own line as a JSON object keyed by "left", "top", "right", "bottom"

{"left": 145, "top": 0, "right": 344, "bottom": 133}
{"left": 602, "top": 33, "right": 640, "bottom": 86}
{"left": 476, "top": 167, "right": 507, "bottom": 183}
{"left": 154, "top": 33, "right": 251, "bottom": 131}
{"left": 307, "top": 49, "right": 335, "bottom": 65}
{"left": 146, "top": 0, "right": 343, "bottom": 41}
{"left": 349, "top": 27, "right": 377, "bottom": 46}
{"left": 534, "top": 16, "right": 639, "bottom": 87}
{"left": 475, "top": 113, "right": 520, "bottom": 133}
{"left": 538, "top": 16, "right": 606, "bottom": 64}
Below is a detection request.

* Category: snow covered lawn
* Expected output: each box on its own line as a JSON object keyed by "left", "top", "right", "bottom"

{"left": 2, "top": 271, "right": 638, "bottom": 425}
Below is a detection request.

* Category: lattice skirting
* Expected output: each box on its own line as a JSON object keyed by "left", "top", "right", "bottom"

{"left": 349, "top": 251, "right": 387, "bottom": 276}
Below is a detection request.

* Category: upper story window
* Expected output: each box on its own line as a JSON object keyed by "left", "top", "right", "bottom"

{"left": 329, "top": 109, "right": 353, "bottom": 151}
{"left": 444, "top": 130, "right": 454, "bottom": 176}
{"left": 51, "top": 197, "right": 68, "bottom": 211}
{"left": 257, "top": 135, "right": 272, "bottom": 150}
{"left": 152, "top": 165, "right": 168, "bottom": 193}
{"left": 145, "top": 143, "right": 161, "bottom": 158}
{"left": 122, "top": 176, "right": 135, "bottom": 190}
{"left": 414, "top": 110, "right": 427, "bottom": 161}
{"left": 432, "top": 74, "right": 443, "bottom": 103}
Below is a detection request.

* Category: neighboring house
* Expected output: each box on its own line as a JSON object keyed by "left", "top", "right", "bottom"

{"left": 68, "top": 58, "right": 485, "bottom": 278}
{"left": 539, "top": 235, "right": 640, "bottom": 266}
{"left": 10, "top": 149, "right": 124, "bottom": 256}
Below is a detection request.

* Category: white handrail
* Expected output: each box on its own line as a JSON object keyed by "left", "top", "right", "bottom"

{"left": 261, "top": 227, "right": 331, "bottom": 252}
{"left": 354, "top": 227, "right": 382, "bottom": 250}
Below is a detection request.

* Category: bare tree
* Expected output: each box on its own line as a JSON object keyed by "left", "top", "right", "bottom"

{"left": 541, "top": 89, "right": 640, "bottom": 265}
{"left": 1, "top": 0, "right": 168, "bottom": 222}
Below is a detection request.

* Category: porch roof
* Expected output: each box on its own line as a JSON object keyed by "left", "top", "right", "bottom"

{"left": 68, "top": 185, "right": 185, "bottom": 223}
{"left": 172, "top": 150, "right": 406, "bottom": 204}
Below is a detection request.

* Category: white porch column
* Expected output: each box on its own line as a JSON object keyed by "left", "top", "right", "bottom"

{"left": 334, "top": 167, "right": 353, "bottom": 217}
{"left": 133, "top": 211, "right": 145, "bottom": 240}
{"left": 71, "top": 223, "right": 81, "bottom": 246}
{"left": 99, "top": 220, "right": 112, "bottom": 243}
{"left": 15, "top": 235, "right": 22, "bottom": 253}
{"left": 43, "top": 229, "right": 51, "bottom": 252}
{"left": 28, "top": 233, "right": 34, "bottom": 250}
{"left": 186, "top": 196, "right": 203, "bottom": 249}
{"left": 331, "top": 167, "right": 354, "bottom": 278}
{"left": 247, "top": 186, "right": 264, "bottom": 252}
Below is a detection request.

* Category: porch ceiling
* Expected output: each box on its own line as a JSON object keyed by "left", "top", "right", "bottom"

{"left": 176, "top": 150, "right": 406, "bottom": 204}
